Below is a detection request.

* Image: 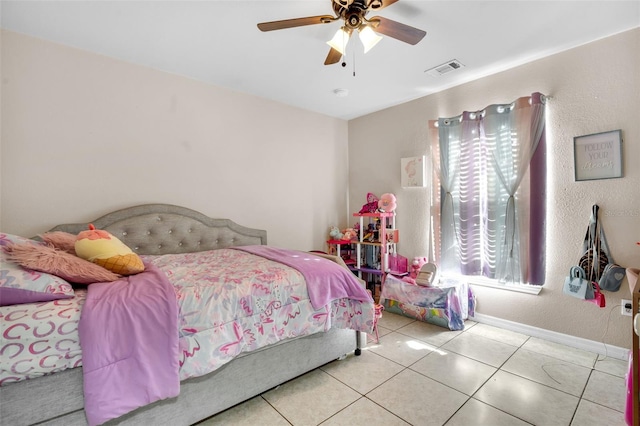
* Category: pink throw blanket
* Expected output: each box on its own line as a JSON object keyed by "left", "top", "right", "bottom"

{"left": 79, "top": 264, "right": 179, "bottom": 426}
{"left": 233, "top": 246, "right": 372, "bottom": 310}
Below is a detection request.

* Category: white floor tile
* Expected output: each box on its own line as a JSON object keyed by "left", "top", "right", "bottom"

{"left": 474, "top": 370, "right": 579, "bottom": 425}
{"left": 463, "top": 320, "right": 478, "bottom": 329}
{"left": 367, "top": 369, "right": 468, "bottom": 426}
{"left": 396, "top": 319, "right": 464, "bottom": 347}
{"left": 582, "top": 370, "right": 627, "bottom": 412}
{"left": 444, "top": 397, "right": 531, "bottom": 426}
{"left": 368, "top": 331, "right": 436, "bottom": 367}
{"left": 466, "top": 322, "right": 530, "bottom": 347}
{"left": 321, "top": 350, "right": 404, "bottom": 394}
{"left": 262, "top": 369, "right": 361, "bottom": 425}
{"left": 501, "top": 348, "right": 592, "bottom": 396}
{"left": 411, "top": 349, "right": 497, "bottom": 395}
{"left": 321, "top": 397, "right": 410, "bottom": 426}
{"left": 521, "top": 337, "right": 598, "bottom": 368}
{"left": 594, "top": 355, "right": 629, "bottom": 378}
{"left": 376, "top": 312, "right": 415, "bottom": 331}
{"left": 441, "top": 332, "right": 519, "bottom": 368}
{"left": 368, "top": 324, "right": 393, "bottom": 343}
{"left": 195, "top": 396, "right": 288, "bottom": 425}
{"left": 571, "top": 399, "right": 627, "bottom": 426}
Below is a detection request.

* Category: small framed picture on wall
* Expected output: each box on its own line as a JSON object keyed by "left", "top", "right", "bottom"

{"left": 573, "top": 130, "right": 623, "bottom": 181}
{"left": 401, "top": 156, "right": 426, "bottom": 187}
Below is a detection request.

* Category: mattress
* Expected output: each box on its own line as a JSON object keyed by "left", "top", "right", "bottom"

{"left": 1, "top": 249, "right": 374, "bottom": 384}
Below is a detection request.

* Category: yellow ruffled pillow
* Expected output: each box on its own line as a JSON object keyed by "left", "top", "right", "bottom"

{"left": 75, "top": 224, "right": 145, "bottom": 275}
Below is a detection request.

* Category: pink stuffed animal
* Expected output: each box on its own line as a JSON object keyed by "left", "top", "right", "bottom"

{"left": 342, "top": 228, "right": 357, "bottom": 241}
{"left": 402, "top": 256, "right": 428, "bottom": 285}
{"left": 378, "top": 193, "right": 397, "bottom": 212}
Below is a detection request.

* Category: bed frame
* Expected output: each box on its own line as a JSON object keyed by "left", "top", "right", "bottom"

{"left": 0, "top": 204, "right": 362, "bottom": 426}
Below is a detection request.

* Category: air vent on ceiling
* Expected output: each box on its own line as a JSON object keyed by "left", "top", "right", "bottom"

{"left": 425, "top": 59, "right": 465, "bottom": 77}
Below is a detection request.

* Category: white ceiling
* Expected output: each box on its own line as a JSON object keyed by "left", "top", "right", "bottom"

{"left": 2, "top": 1, "right": 639, "bottom": 120}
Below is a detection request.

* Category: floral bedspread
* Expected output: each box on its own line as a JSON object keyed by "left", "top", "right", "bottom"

{"left": 1, "top": 249, "right": 375, "bottom": 385}
{"left": 142, "top": 248, "right": 375, "bottom": 380}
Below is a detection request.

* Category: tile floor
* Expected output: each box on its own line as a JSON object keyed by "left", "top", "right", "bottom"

{"left": 197, "top": 313, "right": 629, "bottom": 425}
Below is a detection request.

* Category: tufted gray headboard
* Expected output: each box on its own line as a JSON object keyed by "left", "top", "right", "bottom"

{"left": 48, "top": 204, "right": 267, "bottom": 256}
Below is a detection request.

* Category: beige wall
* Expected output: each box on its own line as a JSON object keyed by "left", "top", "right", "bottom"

{"left": 349, "top": 28, "right": 640, "bottom": 349}
{"left": 2, "top": 28, "right": 639, "bottom": 349}
{"left": 0, "top": 30, "right": 349, "bottom": 250}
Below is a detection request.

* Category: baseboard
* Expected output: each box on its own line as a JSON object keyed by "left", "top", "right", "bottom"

{"left": 470, "top": 312, "right": 631, "bottom": 361}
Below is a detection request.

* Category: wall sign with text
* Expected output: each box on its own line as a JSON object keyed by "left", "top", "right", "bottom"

{"left": 573, "top": 130, "right": 623, "bottom": 181}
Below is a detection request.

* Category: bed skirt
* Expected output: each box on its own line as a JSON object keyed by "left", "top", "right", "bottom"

{"left": 0, "top": 328, "right": 359, "bottom": 426}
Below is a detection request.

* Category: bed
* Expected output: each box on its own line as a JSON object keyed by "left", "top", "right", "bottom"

{"left": 0, "top": 204, "right": 373, "bottom": 425}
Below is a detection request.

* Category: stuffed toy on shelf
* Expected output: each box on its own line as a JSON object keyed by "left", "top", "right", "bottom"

{"left": 329, "top": 226, "right": 344, "bottom": 241}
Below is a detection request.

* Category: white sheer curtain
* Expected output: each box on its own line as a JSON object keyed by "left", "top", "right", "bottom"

{"left": 430, "top": 93, "right": 547, "bottom": 285}
{"left": 434, "top": 117, "right": 462, "bottom": 275}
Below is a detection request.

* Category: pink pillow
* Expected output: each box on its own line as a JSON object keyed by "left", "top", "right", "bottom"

{"left": 40, "top": 231, "right": 78, "bottom": 254}
{"left": 5, "top": 242, "right": 121, "bottom": 284}
{"left": 0, "top": 233, "right": 75, "bottom": 306}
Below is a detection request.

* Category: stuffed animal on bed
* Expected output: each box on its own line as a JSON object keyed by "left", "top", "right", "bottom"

{"left": 75, "top": 224, "right": 145, "bottom": 275}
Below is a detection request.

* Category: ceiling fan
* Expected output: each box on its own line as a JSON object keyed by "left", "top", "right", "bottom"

{"left": 257, "top": 0, "right": 426, "bottom": 65}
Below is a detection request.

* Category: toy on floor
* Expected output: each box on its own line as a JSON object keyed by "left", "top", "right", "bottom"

{"left": 415, "top": 263, "right": 438, "bottom": 286}
{"left": 402, "top": 256, "right": 428, "bottom": 285}
{"left": 367, "top": 289, "right": 385, "bottom": 343}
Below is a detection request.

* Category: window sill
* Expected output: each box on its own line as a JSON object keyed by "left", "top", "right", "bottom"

{"left": 467, "top": 278, "right": 543, "bottom": 295}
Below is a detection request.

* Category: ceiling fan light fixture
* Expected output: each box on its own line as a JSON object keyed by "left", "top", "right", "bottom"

{"left": 327, "top": 27, "right": 350, "bottom": 55}
{"left": 359, "top": 25, "right": 382, "bottom": 53}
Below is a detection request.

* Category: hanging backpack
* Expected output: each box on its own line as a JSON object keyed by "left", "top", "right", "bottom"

{"left": 577, "top": 204, "right": 624, "bottom": 292}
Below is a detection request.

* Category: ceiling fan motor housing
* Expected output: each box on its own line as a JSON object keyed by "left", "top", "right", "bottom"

{"left": 346, "top": 13, "right": 363, "bottom": 29}
{"left": 333, "top": 0, "right": 354, "bottom": 7}
{"left": 333, "top": 0, "right": 370, "bottom": 29}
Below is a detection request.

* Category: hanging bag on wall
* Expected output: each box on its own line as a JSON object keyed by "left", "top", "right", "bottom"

{"left": 595, "top": 212, "right": 625, "bottom": 292}
{"left": 577, "top": 204, "right": 625, "bottom": 292}
{"left": 578, "top": 205, "right": 608, "bottom": 281}
{"left": 599, "top": 262, "right": 626, "bottom": 292}
{"left": 586, "top": 281, "right": 606, "bottom": 307}
{"left": 562, "top": 266, "right": 595, "bottom": 299}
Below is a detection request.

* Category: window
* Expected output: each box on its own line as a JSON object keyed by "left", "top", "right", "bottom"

{"left": 429, "top": 93, "right": 547, "bottom": 286}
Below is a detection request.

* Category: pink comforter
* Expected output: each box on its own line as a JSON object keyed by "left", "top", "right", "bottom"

{"left": 233, "top": 246, "right": 372, "bottom": 309}
{"left": 78, "top": 264, "right": 179, "bottom": 426}
{"left": 78, "top": 247, "right": 370, "bottom": 425}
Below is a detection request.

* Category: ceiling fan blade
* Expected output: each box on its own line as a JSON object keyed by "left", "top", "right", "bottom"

{"left": 369, "top": 16, "right": 426, "bottom": 45}
{"left": 257, "top": 15, "right": 336, "bottom": 32}
{"left": 324, "top": 47, "right": 343, "bottom": 65}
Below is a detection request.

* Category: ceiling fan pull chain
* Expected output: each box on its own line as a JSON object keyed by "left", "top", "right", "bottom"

{"left": 353, "top": 48, "right": 356, "bottom": 76}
